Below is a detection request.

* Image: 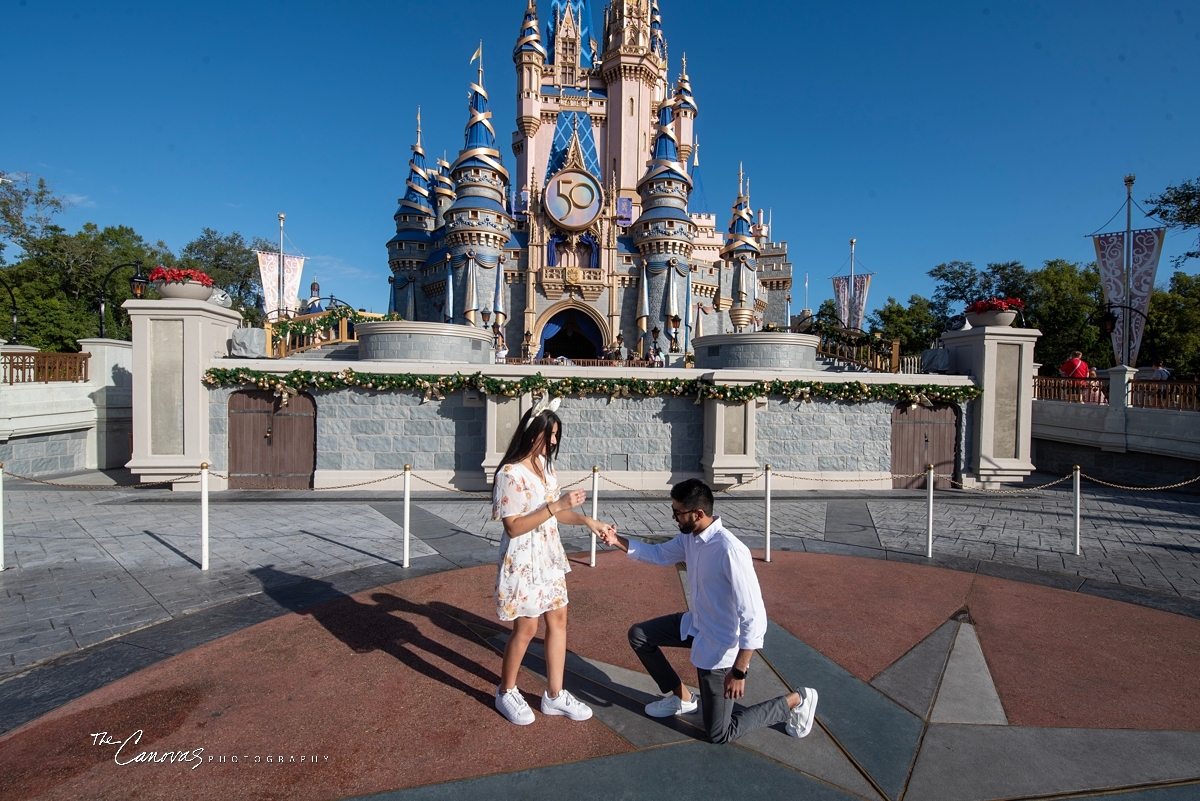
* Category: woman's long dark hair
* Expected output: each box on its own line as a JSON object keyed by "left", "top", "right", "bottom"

{"left": 500, "top": 408, "right": 563, "bottom": 472}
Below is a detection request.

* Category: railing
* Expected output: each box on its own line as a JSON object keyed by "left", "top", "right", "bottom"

{"left": 899, "top": 354, "right": 922, "bottom": 374}
{"left": 507, "top": 357, "right": 656, "bottom": 368}
{"left": 2, "top": 352, "right": 91, "bottom": 384}
{"left": 263, "top": 310, "right": 386, "bottom": 358}
{"left": 815, "top": 335, "right": 901, "bottom": 373}
{"left": 1033, "top": 376, "right": 1109, "bottom": 405}
{"left": 1130, "top": 380, "right": 1200, "bottom": 412}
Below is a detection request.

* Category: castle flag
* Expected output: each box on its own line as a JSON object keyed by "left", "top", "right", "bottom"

{"left": 256, "top": 250, "right": 305, "bottom": 322}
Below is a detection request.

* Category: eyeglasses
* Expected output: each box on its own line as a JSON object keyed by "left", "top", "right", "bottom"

{"left": 671, "top": 508, "right": 700, "bottom": 520}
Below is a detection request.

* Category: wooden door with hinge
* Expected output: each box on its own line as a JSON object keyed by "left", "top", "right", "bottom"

{"left": 228, "top": 391, "right": 316, "bottom": 489}
{"left": 891, "top": 403, "right": 956, "bottom": 489}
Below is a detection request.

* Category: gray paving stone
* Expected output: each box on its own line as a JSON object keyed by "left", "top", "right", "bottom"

{"left": 906, "top": 725, "right": 1200, "bottom": 801}
{"left": 928, "top": 624, "right": 1007, "bottom": 725}
{"left": 870, "top": 620, "right": 958, "bottom": 720}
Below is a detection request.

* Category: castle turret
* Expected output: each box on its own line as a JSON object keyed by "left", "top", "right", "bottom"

{"left": 649, "top": 0, "right": 667, "bottom": 60}
{"left": 431, "top": 154, "right": 455, "bottom": 230}
{"left": 672, "top": 54, "right": 697, "bottom": 163}
{"left": 720, "top": 165, "right": 761, "bottom": 332}
{"left": 387, "top": 109, "right": 436, "bottom": 319}
{"left": 513, "top": 1, "right": 546, "bottom": 201}
{"left": 445, "top": 50, "right": 512, "bottom": 328}
{"left": 632, "top": 100, "right": 695, "bottom": 353}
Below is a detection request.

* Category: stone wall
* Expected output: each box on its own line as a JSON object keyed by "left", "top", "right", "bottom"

{"left": 755, "top": 399, "right": 893, "bottom": 473}
{"left": 693, "top": 333, "right": 818, "bottom": 370}
{"left": 0, "top": 429, "right": 89, "bottom": 477}
{"left": 552, "top": 396, "right": 703, "bottom": 473}
{"left": 313, "top": 389, "right": 486, "bottom": 472}
{"left": 357, "top": 323, "right": 493, "bottom": 364}
{"left": 1032, "top": 438, "right": 1200, "bottom": 494}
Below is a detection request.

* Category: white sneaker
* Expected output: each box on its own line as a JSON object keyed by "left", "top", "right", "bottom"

{"left": 786, "top": 688, "right": 819, "bottom": 738}
{"left": 541, "top": 689, "right": 593, "bottom": 721}
{"left": 645, "top": 694, "right": 699, "bottom": 718}
{"left": 496, "top": 687, "right": 535, "bottom": 726}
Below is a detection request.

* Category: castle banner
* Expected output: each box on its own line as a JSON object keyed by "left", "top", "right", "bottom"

{"left": 832, "top": 276, "right": 851, "bottom": 329}
{"left": 1092, "top": 229, "right": 1165, "bottom": 366}
{"left": 256, "top": 251, "right": 306, "bottom": 322}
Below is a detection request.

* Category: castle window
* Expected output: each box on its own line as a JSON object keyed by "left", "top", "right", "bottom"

{"left": 624, "top": 256, "right": 633, "bottom": 264}
{"left": 667, "top": 222, "right": 675, "bottom": 229}
{"left": 629, "top": 98, "right": 634, "bottom": 117}
{"left": 470, "top": 210, "right": 479, "bottom": 219}
{"left": 418, "top": 244, "right": 427, "bottom": 251}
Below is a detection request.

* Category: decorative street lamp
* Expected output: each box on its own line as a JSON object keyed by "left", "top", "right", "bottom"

{"left": 0, "top": 274, "right": 19, "bottom": 344}
{"left": 669, "top": 314, "right": 682, "bottom": 353}
{"left": 523, "top": 330, "right": 533, "bottom": 359}
{"left": 99, "top": 261, "right": 145, "bottom": 339}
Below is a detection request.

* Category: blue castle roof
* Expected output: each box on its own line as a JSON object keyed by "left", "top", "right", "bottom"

{"left": 547, "top": 0, "right": 596, "bottom": 68}
{"left": 451, "top": 59, "right": 509, "bottom": 183}
{"left": 513, "top": 2, "right": 546, "bottom": 60}
{"left": 544, "top": 111, "right": 602, "bottom": 181}
{"left": 397, "top": 114, "right": 434, "bottom": 218}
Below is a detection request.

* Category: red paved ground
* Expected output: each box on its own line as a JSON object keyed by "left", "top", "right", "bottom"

{"left": 3, "top": 552, "right": 1199, "bottom": 801}
{"left": 968, "top": 575, "right": 1200, "bottom": 730}
{"left": 756, "top": 552, "right": 974, "bottom": 681}
{"left": 0, "top": 567, "right": 635, "bottom": 801}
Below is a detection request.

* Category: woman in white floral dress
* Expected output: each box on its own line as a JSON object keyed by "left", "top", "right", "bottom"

{"left": 491, "top": 398, "right": 615, "bottom": 726}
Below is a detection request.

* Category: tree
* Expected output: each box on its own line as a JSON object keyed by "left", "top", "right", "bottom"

{"left": 1146, "top": 177, "right": 1200, "bottom": 268}
{"left": 1148, "top": 272, "right": 1200, "bottom": 379}
{"left": 1023, "top": 259, "right": 1107, "bottom": 374}
{"left": 867, "top": 294, "right": 941, "bottom": 356}
{"left": 927, "top": 261, "right": 982, "bottom": 321}
{"left": 178, "top": 229, "right": 272, "bottom": 325}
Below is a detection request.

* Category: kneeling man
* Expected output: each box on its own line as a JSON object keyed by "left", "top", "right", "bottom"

{"left": 599, "top": 479, "right": 818, "bottom": 744}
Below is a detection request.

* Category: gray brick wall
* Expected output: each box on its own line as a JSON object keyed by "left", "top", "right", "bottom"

{"left": 552, "top": 396, "right": 703, "bottom": 473}
{"left": 0, "top": 429, "right": 89, "bottom": 477}
{"left": 755, "top": 399, "right": 893, "bottom": 472}
{"left": 313, "top": 389, "right": 486, "bottom": 472}
{"left": 359, "top": 331, "right": 491, "bottom": 364}
{"left": 208, "top": 386, "right": 234, "bottom": 471}
{"left": 696, "top": 341, "right": 816, "bottom": 370}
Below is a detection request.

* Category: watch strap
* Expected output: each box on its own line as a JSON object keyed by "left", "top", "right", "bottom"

{"left": 730, "top": 666, "right": 748, "bottom": 680}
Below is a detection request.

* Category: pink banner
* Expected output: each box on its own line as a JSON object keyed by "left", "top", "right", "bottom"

{"left": 1092, "top": 232, "right": 1126, "bottom": 364}
{"left": 1128, "top": 228, "right": 1166, "bottom": 366}
{"left": 851, "top": 273, "right": 872, "bottom": 332}
{"left": 832, "top": 276, "right": 850, "bottom": 329}
{"left": 257, "top": 251, "right": 306, "bottom": 321}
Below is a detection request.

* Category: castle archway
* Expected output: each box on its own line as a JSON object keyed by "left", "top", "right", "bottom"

{"left": 534, "top": 301, "right": 611, "bottom": 360}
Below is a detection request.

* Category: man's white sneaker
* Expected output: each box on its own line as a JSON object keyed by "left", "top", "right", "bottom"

{"left": 541, "top": 690, "right": 593, "bottom": 721}
{"left": 496, "top": 687, "right": 535, "bottom": 726}
{"left": 645, "top": 694, "right": 699, "bottom": 718}
{"left": 786, "top": 687, "right": 819, "bottom": 738}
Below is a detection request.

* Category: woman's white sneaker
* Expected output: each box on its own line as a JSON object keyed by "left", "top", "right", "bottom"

{"left": 645, "top": 694, "right": 699, "bottom": 718}
{"left": 786, "top": 688, "right": 819, "bottom": 738}
{"left": 496, "top": 687, "right": 535, "bottom": 725}
{"left": 541, "top": 689, "right": 593, "bottom": 721}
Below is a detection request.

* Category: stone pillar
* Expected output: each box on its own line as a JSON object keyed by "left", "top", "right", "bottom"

{"left": 702, "top": 391, "right": 759, "bottom": 488}
{"left": 940, "top": 325, "right": 1041, "bottom": 488}
{"left": 1099, "top": 365, "right": 1136, "bottom": 453}
{"left": 483, "top": 393, "right": 532, "bottom": 483}
{"left": 77, "top": 339, "right": 133, "bottom": 470}
{"left": 124, "top": 299, "right": 242, "bottom": 490}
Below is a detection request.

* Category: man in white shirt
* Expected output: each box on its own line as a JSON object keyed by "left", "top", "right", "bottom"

{"left": 598, "top": 479, "right": 818, "bottom": 744}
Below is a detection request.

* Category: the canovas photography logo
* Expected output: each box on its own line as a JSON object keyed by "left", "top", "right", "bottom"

{"left": 90, "top": 731, "right": 329, "bottom": 769}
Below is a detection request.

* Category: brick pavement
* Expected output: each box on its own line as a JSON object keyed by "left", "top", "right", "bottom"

{"left": 1, "top": 482, "right": 1199, "bottom": 686}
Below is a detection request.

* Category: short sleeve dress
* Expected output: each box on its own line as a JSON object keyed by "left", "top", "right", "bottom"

{"left": 492, "top": 458, "right": 571, "bottom": 621}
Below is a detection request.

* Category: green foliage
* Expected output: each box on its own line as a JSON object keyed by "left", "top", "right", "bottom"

{"left": 270, "top": 306, "right": 401, "bottom": 341}
{"left": 1148, "top": 272, "right": 1200, "bottom": 379}
{"left": 1146, "top": 177, "right": 1199, "bottom": 267}
{"left": 204, "top": 368, "right": 984, "bottom": 406}
{"left": 1022, "top": 259, "right": 1108, "bottom": 374}
{"left": 177, "top": 228, "right": 275, "bottom": 326}
{"left": 867, "top": 295, "right": 941, "bottom": 356}
{"left": 927, "top": 260, "right": 1034, "bottom": 322}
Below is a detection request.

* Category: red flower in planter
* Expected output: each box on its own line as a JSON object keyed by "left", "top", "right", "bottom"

{"left": 148, "top": 266, "right": 215, "bottom": 287}
{"left": 966, "top": 297, "right": 1024, "bottom": 314}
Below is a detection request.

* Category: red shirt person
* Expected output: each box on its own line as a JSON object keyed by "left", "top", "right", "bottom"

{"left": 1060, "top": 351, "right": 1089, "bottom": 378}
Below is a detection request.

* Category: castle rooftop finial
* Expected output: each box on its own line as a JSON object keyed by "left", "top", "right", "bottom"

{"left": 416, "top": 105, "right": 422, "bottom": 148}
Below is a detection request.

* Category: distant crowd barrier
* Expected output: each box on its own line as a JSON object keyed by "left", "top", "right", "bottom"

{"left": 1, "top": 463, "right": 1197, "bottom": 574}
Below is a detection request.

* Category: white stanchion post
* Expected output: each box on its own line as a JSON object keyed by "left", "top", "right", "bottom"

{"left": 590, "top": 466, "right": 599, "bottom": 568}
{"left": 0, "top": 462, "right": 5, "bottom": 571}
{"left": 403, "top": 464, "right": 411, "bottom": 569}
{"left": 1073, "top": 465, "right": 1081, "bottom": 557}
{"left": 764, "top": 464, "right": 772, "bottom": 563}
{"left": 926, "top": 464, "right": 935, "bottom": 559}
{"left": 200, "top": 462, "right": 210, "bottom": 571}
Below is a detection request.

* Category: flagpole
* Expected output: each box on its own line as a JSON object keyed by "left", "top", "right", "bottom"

{"left": 1123, "top": 174, "right": 1135, "bottom": 366}
{"left": 849, "top": 238, "right": 856, "bottom": 329}
{"left": 277, "top": 213, "right": 286, "bottom": 321}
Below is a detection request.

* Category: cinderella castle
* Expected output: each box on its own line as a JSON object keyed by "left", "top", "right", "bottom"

{"left": 386, "top": 0, "right": 792, "bottom": 360}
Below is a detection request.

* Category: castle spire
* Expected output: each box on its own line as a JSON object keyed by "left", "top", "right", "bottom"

{"left": 650, "top": 0, "right": 666, "bottom": 60}
{"left": 398, "top": 107, "right": 433, "bottom": 218}
{"left": 513, "top": 0, "right": 547, "bottom": 59}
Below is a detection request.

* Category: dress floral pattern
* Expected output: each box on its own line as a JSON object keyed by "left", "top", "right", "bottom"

{"left": 492, "top": 458, "right": 571, "bottom": 621}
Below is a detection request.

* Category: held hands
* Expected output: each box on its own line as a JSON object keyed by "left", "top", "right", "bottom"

{"left": 597, "top": 525, "right": 622, "bottom": 547}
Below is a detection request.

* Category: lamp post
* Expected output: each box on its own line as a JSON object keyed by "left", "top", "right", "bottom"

{"left": 669, "top": 315, "right": 682, "bottom": 353}
{"left": 523, "top": 330, "right": 533, "bottom": 359}
{"left": 0, "top": 274, "right": 19, "bottom": 344}
{"left": 98, "top": 261, "right": 145, "bottom": 340}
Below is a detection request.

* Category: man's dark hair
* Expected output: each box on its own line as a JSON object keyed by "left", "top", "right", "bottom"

{"left": 671, "top": 478, "right": 714, "bottom": 516}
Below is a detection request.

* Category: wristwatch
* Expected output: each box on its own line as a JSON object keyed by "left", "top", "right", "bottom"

{"left": 730, "top": 666, "right": 749, "bottom": 681}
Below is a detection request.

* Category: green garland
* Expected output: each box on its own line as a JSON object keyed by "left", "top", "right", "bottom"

{"left": 271, "top": 307, "right": 403, "bottom": 341}
{"left": 204, "top": 367, "right": 981, "bottom": 406}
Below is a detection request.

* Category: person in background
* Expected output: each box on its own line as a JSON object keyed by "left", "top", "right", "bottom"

{"left": 1059, "top": 351, "right": 1089, "bottom": 379}
{"left": 1151, "top": 361, "right": 1171, "bottom": 381}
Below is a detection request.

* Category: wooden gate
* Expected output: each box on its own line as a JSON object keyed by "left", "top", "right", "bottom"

{"left": 891, "top": 404, "right": 956, "bottom": 489}
{"left": 228, "top": 391, "right": 316, "bottom": 489}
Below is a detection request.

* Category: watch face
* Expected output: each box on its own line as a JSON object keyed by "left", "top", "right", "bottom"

{"left": 545, "top": 169, "right": 603, "bottom": 231}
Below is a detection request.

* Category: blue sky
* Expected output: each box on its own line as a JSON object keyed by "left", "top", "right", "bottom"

{"left": 4, "top": 0, "right": 1198, "bottom": 314}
